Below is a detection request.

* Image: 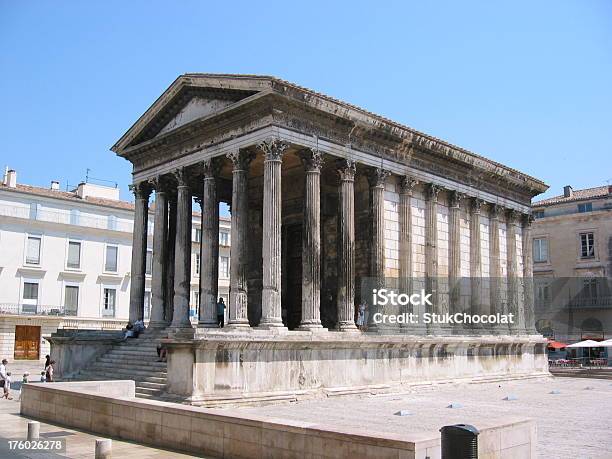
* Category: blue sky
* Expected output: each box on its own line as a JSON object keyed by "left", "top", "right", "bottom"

{"left": 1, "top": 1, "right": 610, "bottom": 204}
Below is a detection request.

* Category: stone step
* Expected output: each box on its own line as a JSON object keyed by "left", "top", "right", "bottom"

{"left": 137, "top": 381, "right": 167, "bottom": 390}
{"left": 97, "top": 357, "right": 166, "bottom": 368}
{"left": 86, "top": 365, "right": 167, "bottom": 378}
{"left": 76, "top": 371, "right": 167, "bottom": 384}
{"left": 136, "top": 388, "right": 165, "bottom": 397}
{"left": 104, "top": 349, "right": 160, "bottom": 358}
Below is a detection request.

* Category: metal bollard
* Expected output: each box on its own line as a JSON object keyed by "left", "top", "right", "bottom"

{"left": 440, "top": 424, "right": 479, "bottom": 459}
{"left": 95, "top": 438, "right": 112, "bottom": 459}
{"left": 27, "top": 421, "right": 40, "bottom": 440}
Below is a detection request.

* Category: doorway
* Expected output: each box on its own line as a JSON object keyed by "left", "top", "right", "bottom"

{"left": 14, "top": 325, "right": 41, "bottom": 360}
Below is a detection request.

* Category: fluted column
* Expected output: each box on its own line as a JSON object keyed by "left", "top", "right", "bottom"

{"left": 399, "top": 177, "right": 418, "bottom": 329}
{"left": 299, "top": 148, "right": 324, "bottom": 330}
{"left": 522, "top": 213, "right": 536, "bottom": 333}
{"left": 259, "top": 139, "right": 289, "bottom": 329}
{"left": 470, "top": 198, "right": 484, "bottom": 319}
{"left": 489, "top": 204, "right": 503, "bottom": 330}
{"left": 164, "top": 194, "right": 177, "bottom": 324}
{"left": 226, "top": 149, "right": 253, "bottom": 328}
{"left": 198, "top": 159, "right": 221, "bottom": 328}
{"left": 425, "top": 183, "right": 441, "bottom": 329}
{"left": 368, "top": 168, "right": 390, "bottom": 287}
{"left": 149, "top": 177, "right": 168, "bottom": 328}
{"left": 506, "top": 210, "right": 519, "bottom": 332}
{"left": 336, "top": 159, "right": 358, "bottom": 331}
{"left": 449, "top": 191, "right": 463, "bottom": 314}
{"left": 170, "top": 168, "right": 192, "bottom": 329}
{"left": 129, "top": 181, "right": 151, "bottom": 323}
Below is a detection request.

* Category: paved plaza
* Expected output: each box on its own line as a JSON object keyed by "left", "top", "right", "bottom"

{"left": 234, "top": 376, "right": 612, "bottom": 459}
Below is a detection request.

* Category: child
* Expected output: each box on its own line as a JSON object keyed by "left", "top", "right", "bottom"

{"left": 45, "top": 360, "right": 55, "bottom": 382}
{"left": 2, "top": 371, "right": 12, "bottom": 399}
{"left": 22, "top": 372, "right": 29, "bottom": 384}
{"left": 40, "top": 371, "right": 46, "bottom": 383}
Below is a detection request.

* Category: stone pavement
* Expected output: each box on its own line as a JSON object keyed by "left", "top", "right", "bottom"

{"left": 234, "top": 376, "right": 612, "bottom": 459}
{"left": 0, "top": 397, "right": 207, "bottom": 458}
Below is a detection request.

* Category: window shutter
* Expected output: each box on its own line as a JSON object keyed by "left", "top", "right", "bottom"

{"left": 27, "top": 237, "right": 41, "bottom": 264}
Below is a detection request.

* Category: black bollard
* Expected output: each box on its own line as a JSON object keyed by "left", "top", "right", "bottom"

{"left": 440, "top": 424, "right": 479, "bottom": 459}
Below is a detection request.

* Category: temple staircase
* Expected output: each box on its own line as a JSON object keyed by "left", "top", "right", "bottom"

{"left": 70, "top": 328, "right": 168, "bottom": 399}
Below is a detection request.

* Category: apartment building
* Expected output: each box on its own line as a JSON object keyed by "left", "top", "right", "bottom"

{"left": 0, "top": 169, "right": 230, "bottom": 361}
{"left": 531, "top": 184, "right": 612, "bottom": 343}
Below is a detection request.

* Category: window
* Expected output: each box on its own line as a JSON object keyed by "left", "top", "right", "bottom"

{"left": 219, "top": 231, "right": 229, "bottom": 246}
{"left": 533, "top": 210, "right": 545, "bottom": 219}
{"left": 582, "top": 278, "right": 598, "bottom": 299}
{"left": 67, "top": 241, "right": 81, "bottom": 269}
{"left": 146, "top": 249, "right": 153, "bottom": 275}
{"left": 107, "top": 215, "right": 117, "bottom": 231}
{"left": 533, "top": 238, "right": 548, "bottom": 263}
{"left": 64, "top": 285, "right": 79, "bottom": 316}
{"left": 103, "top": 288, "right": 116, "bottom": 317}
{"left": 70, "top": 209, "right": 80, "bottom": 225}
{"left": 29, "top": 202, "right": 39, "bottom": 220}
{"left": 194, "top": 253, "right": 200, "bottom": 276}
{"left": 219, "top": 256, "right": 229, "bottom": 278}
{"left": 578, "top": 203, "right": 593, "bottom": 213}
{"left": 23, "top": 282, "right": 39, "bottom": 301}
{"left": 192, "top": 291, "right": 200, "bottom": 315}
{"left": 105, "top": 245, "right": 118, "bottom": 272}
{"left": 580, "top": 233, "right": 595, "bottom": 258}
{"left": 194, "top": 228, "right": 202, "bottom": 243}
{"left": 26, "top": 236, "right": 41, "bottom": 265}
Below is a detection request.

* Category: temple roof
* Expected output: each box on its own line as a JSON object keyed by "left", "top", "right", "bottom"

{"left": 112, "top": 73, "right": 548, "bottom": 194}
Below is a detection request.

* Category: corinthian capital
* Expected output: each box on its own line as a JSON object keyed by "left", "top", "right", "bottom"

{"left": 336, "top": 158, "right": 356, "bottom": 182}
{"left": 490, "top": 203, "right": 504, "bottom": 220}
{"left": 367, "top": 167, "right": 391, "bottom": 188}
{"left": 522, "top": 212, "right": 535, "bottom": 227}
{"left": 171, "top": 167, "right": 189, "bottom": 187}
{"left": 299, "top": 148, "right": 324, "bottom": 172}
{"left": 129, "top": 181, "right": 152, "bottom": 199}
{"left": 399, "top": 176, "right": 419, "bottom": 195}
{"left": 259, "top": 138, "right": 289, "bottom": 161}
{"left": 471, "top": 198, "right": 485, "bottom": 214}
{"left": 506, "top": 208, "right": 519, "bottom": 224}
{"left": 226, "top": 150, "right": 254, "bottom": 171}
{"left": 426, "top": 183, "right": 442, "bottom": 201}
{"left": 450, "top": 190, "right": 464, "bottom": 209}
{"left": 200, "top": 158, "right": 221, "bottom": 178}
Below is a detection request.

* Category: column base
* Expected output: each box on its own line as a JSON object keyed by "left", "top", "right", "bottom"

{"left": 298, "top": 323, "right": 327, "bottom": 332}
{"left": 225, "top": 320, "right": 250, "bottom": 330}
{"left": 337, "top": 322, "right": 359, "bottom": 332}
{"left": 197, "top": 320, "right": 219, "bottom": 328}
{"left": 147, "top": 320, "right": 167, "bottom": 329}
{"left": 168, "top": 326, "right": 195, "bottom": 339}
{"left": 257, "top": 323, "right": 288, "bottom": 332}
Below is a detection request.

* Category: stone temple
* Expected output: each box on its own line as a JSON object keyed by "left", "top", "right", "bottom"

{"left": 53, "top": 74, "right": 550, "bottom": 405}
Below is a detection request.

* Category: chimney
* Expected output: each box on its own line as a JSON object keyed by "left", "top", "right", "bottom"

{"left": 6, "top": 169, "right": 16, "bottom": 188}
{"left": 563, "top": 185, "right": 573, "bottom": 198}
{"left": 50, "top": 180, "right": 60, "bottom": 191}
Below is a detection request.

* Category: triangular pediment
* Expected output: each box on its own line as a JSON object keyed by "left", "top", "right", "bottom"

{"left": 115, "top": 75, "right": 275, "bottom": 150}
{"left": 155, "top": 96, "right": 237, "bottom": 137}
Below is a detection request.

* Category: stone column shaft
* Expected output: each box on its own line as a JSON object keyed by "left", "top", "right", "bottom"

{"left": 198, "top": 159, "right": 220, "bottom": 327}
{"left": 506, "top": 210, "right": 519, "bottom": 332}
{"left": 171, "top": 169, "right": 192, "bottom": 329}
{"left": 399, "top": 177, "right": 417, "bottom": 320}
{"left": 149, "top": 180, "right": 168, "bottom": 328}
{"left": 449, "top": 191, "right": 463, "bottom": 313}
{"left": 129, "top": 182, "right": 150, "bottom": 323}
{"left": 522, "top": 214, "right": 536, "bottom": 333}
{"left": 164, "top": 195, "right": 177, "bottom": 324}
{"left": 470, "top": 199, "right": 484, "bottom": 317}
{"left": 425, "top": 184, "right": 441, "bottom": 325}
{"left": 489, "top": 205, "right": 502, "bottom": 323}
{"left": 299, "top": 149, "right": 324, "bottom": 330}
{"left": 226, "top": 150, "right": 252, "bottom": 327}
{"left": 337, "top": 159, "right": 357, "bottom": 331}
{"left": 259, "top": 139, "right": 288, "bottom": 329}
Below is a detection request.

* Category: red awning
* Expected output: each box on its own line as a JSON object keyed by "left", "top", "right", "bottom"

{"left": 547, "top": 340, "right": 568, "bottom": 349}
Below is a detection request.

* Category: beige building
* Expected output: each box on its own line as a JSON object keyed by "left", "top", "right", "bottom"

{"left": 531, "top": 184, "right": 612, "bottom": 343}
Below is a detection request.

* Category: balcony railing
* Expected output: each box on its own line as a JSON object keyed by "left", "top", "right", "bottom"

{"left": 0, "top": 303, "right": 76, "bottom": 316}
{"left": 0, "top": 203, "right": 134, "bottom": 233}
{"left": 567, "top": 295, "right": 612, "bottom": 309}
